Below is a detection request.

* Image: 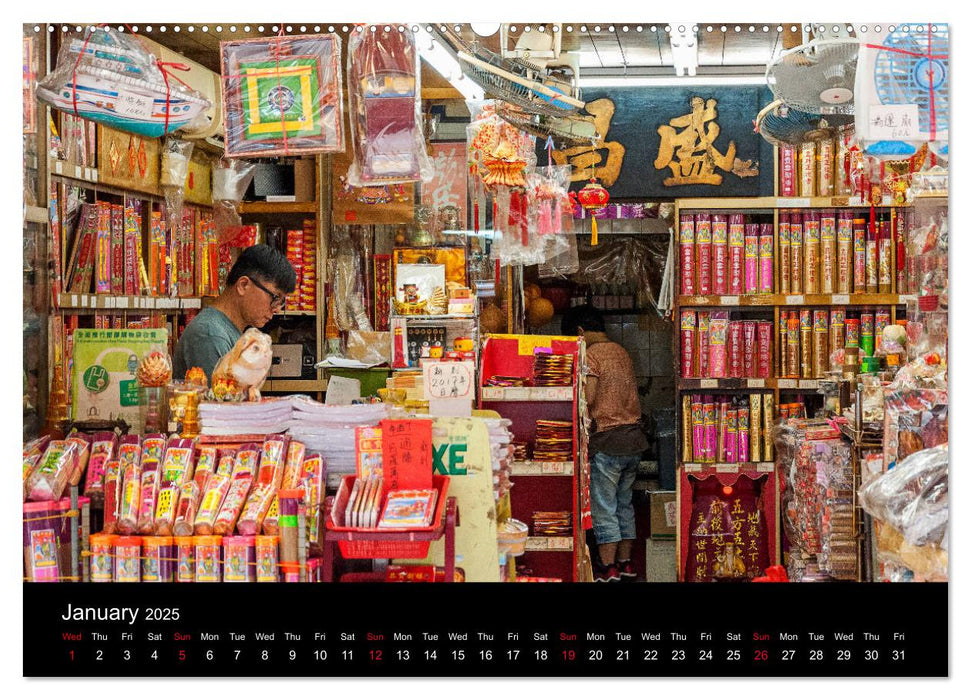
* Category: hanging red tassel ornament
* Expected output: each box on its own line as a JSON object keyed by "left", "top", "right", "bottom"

{"left": 576, "top": 178, "right": 610, "bottom": 246}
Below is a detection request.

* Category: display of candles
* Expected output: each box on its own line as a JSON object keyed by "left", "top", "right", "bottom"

{"left": 776, "top": 308, "right": 890, "bottom": 375}
{"left": 679, "top": 213, "right": 773, "bottom": 296}
{"left": 680, "top": 311, "right": 772, "bottom": 378}
{"left": 686, "top": 393, "right": 773, "bottom": 464}
{"left": 783, "top": 137, "right": 852, "bottom": 198}
{"left": 774, "top": 210, "right": 897, "bottom": 298}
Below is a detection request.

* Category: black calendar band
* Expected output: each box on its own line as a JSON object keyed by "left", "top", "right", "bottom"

{"left": 25, "top": 583, "right": 948, "bottom": 678}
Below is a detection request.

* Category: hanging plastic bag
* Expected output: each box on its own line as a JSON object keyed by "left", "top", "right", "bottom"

{"left": 347, "top": 25, "right": 432, "bottom": 186}
{"left": 37, "top": 27, "right": 210, "bottom": 138}
{"left": 529, "top": 165, "right": 578, "bottom": 277}
{"left": 212, "top": 158, "right": 257, "bottom": 243}
{"left": 160, "top": 137, "right": 194, "bottom": 250}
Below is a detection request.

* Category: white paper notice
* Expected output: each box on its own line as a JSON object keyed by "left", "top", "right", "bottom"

{"left": 324, "top": 376, "right": 361, "bottom": 406}
{"left": 866, "top": 104, "right": 921, "bottom": 141}
{"left": 424, "top": 361, "right": 474, "bottom": 417}
{"left": 114, "top": 88, "right": 155, "bottom": 120}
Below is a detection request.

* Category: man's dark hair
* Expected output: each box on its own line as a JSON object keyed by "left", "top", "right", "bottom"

{"left": 561, "top": 304, "right": 606, "bottom": 336}
{"left": 226, "top": 244, "right": 297, "bottom": 294}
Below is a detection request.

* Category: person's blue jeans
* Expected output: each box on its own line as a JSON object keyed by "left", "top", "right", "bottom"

{"left": 590, "top": 451, "right": 639, "bottom": 545}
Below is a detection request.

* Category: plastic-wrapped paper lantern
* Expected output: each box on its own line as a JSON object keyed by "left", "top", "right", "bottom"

{"left": 575, "top": 179, "right": 610, "bottom": 245}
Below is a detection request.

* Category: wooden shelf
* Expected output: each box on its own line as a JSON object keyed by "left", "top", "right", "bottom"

{"left": 239, "top": 201, "right": 318, "bottom": 214}
{"left": 510, "top": 461, "right": 575, "bottom": 476}
{"left": 678, "top": 293, "right": 913, "bottom": 307}
{"left": 57, "top": 293, "right": 203, "bottom": 311}
{"left": 277, "top": 309, "right": 318, "bottom": 317}
{"left": 682, "top": 462, "right": 776, "bottom": 473}
{"left": 481, "top": 386, "right": 574, "bottom": 402}
{"left": 525, "top": 536, "right": 574, "bottom": 552}
{"left": 679, "top": 378, "right": 821, "bottom": 391}
{"left": 263, "top": 379, "right": 328, "bottom": 393}
{"left": 677, "top": 196, "right": 900, "bottom": 210}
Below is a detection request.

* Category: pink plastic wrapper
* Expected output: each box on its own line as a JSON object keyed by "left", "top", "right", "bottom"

{"left": 172, "top": 482, "right": 202, "bottom": 537}
{"left": 708, "top": 311, "right": 729, "bottom": 378}
{"left": 853, "top": 218, "right": 867, "bottom": 294}
{"left": 737, "top": 407, "right": 750, "bottom": 463}
{"left": 742, "top": 321, "right": 757, "bottom": 378}
{"left": 83, "top": 432, "right": 116, "bottom": 496}
{"left": 779, "top": 145, "right": 797, "bottom": 196}
{"left": 698, "top": 311, "right": 711, "bottom": 378}
{"left": 213, "top": 475, "right": 254, "bottom": 536}
{"left": 728, "top": 321, "right": 744, "bottom": 378}
{"left": 703, "top": 398, "right": 717, "bottom": 462}
{"left": 759, "top": 225, "right": 774, "bottom": 294}
{"left": 779, "top": 212, "right": 791, "bottom": 295}
{"left": 257, "top": 434, "right": 290, "bottom": 487}
{"left": 237, "top": 483, "right": 276, "bottom": 536}
{"left": 681, "top": 310, "right": 697, "bottom": 378}
{"left": 691, "top": 398, "right": 704, "bottom": 461}
{"left": 744, "top": 226, "right": 759, "bottom": 295}
{"left": 729, "top": 218, "right": 746, "bottom": 294}
{"left": 115, "top": 436, "right": 144, "bottom": 535}
{"left": 282, "top": 442, "right": 307, "bottom": 491}
{"left": 758, "top": 321, "right": 773, "bottom": 378}
{"left": 726, "top": 407, "right": 738, "bottom": 463}
{"left": 680, "top": 213, "right": 696, "bottom": 295}
{"left": 713, "top": 215, "right": 730, "bottom": 294}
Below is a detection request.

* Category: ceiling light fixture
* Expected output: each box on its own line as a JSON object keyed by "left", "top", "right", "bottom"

{"left": 418, "top": 37, "right": 485, "bottom": 101}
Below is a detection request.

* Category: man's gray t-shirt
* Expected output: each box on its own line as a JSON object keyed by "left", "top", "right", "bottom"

{"left": 173, "top": 307, "right": 242, "bottom": 381}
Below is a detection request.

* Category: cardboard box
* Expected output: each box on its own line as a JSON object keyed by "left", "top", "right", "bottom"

{"left": 270, "top": 344, "right": 304, "bottom": 378}
{"left": 649, "top": 489, "right": 677, "bottom": 539}
{"left": 294, "top": 158, "right": 316, "bottom": 202}
{"left": 645, "top": 538, "right": 677, "bottom": 582}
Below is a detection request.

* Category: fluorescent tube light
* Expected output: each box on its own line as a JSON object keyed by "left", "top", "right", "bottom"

{"left": 578, "top": 75, "right": 768, "bottom": 88}
{"left": 418, "top": 38, "right": 485, "bottom": 101}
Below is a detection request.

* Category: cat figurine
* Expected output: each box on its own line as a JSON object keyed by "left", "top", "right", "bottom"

{"left": 211, "top": 328, "right": 273, "bottom": 401}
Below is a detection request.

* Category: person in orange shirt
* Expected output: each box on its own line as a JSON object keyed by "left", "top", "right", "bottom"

{"left": 563, "top": 306, "right": 647, "bottom": 582}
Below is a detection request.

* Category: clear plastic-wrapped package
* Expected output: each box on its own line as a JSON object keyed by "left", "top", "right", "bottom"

{"left": 221, "top": 34, "right": 344, "bottom": 157}
{"left": 25, "top": 440, "right": 79, "bottom": 502}
{"left": 883, "top": 388, "right": 947, "bottom": 472}
{"left": 860, "top": 444, "right": 948, "bottom": 581}
{"left": 212, "top": 158, "right": 257, "bottom": 243}
{"left": 36, "top": 27, "right": 210, "bottom": 137}
{"left": 529, "top": 166, "right": 579, "bottom": 277}
{"left": 329, "top": 226, "right": 374, "bottom": 332}
{"left": 347, "top": 26, "right": 431, "bottom": 186}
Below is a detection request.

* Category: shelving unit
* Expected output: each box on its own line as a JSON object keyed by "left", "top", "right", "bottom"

{"left": 672, "top": 196, "right": 911, "bottom": 581}
{"left": 479, "top": 334, "right": 585, "bottom": 582}
{"left": 242, "top": 157, "right": 329, "bottom": 398}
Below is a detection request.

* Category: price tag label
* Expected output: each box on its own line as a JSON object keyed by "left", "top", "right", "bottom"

{"left": 720, "top": 296, "right": 740, "bottom": 306}
{"left": 74, "top": 165, "right": 82, "bottom": 179}
{"left": 777, "top": 198, "right": 811, "bottom": 207}
{"left": 115, "top": 88, "right": 155, "bottom": 120}
{"left": 481, "top": 387, "right": 502, "bottom": 400}
{"left": 715, "top": 464, "right": 738, "bottom": 473}
{"left": 867, "top": 104, "right": 921, "bottom": 140}
{"left": 91, "top": 169, "right": 98, "bottom": 183}
{"left": 832, "top": 294, "right": 850, "bottom": 305}
{"left": 700, "top": 379, "right": 718, "bottom": 389}
{"left": 777, "top": 379, "right": 797, "bottom": 389}
{"left": 116, "top": 297, "right": 129, "bottom": 309}
{"left": 549, "top": 537, "right": 573, "bottom": 550}
{"left": 505, "top": 387, "right": 528, "bottom": 401}
{"left": 748, "top": 379, "right": 765, "bottom": 388}
{"left": 54, "top": 160, "right": 63, "bottom": 174}
{"left": 540, "top": 462, "right": 568, "bottom": 475}
{"left": 70, "top": 295, "right": 78, "bottom": 308}
{"left": 785, "top": 295, "right": 805, "bottom": 305}
{"left": 799, "top": 379, "right": 818, "bottom": 389}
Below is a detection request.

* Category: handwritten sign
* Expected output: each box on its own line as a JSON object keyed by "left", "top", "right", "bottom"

{"left": 380, "top": 418, "right": 433, "bottom": 490}
{"left": 423, "top": 361, "right": 474, "bottom": 417}
{"left": 114, "top": 88, "right": 155, "bottom": 120}
{"left": 867, "top": 104, "right": 920, "bottom": 141}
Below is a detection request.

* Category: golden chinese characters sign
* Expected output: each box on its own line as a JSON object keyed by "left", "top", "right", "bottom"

{"left": 552, "top": 87, "right": 773, "bottom": 199}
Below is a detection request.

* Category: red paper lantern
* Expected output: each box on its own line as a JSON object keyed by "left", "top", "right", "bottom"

{"left": 575, "top": 178, "right": 610, "bottom": 245}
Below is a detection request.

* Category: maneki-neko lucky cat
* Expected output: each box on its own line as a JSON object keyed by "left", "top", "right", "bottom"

{"left": 211, "top": 328, "right": 273, "bottom": 402}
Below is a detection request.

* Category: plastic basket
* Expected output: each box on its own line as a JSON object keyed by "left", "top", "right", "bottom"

{"left": 328, "top": 474, "right": 450, "bottom": 559}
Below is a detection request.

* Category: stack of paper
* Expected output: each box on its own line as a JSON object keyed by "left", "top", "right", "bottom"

{"left": 287, "top": 398, "right": 390, "bottom": 475}
{"left": 199, "top": 397, "right": 295, "bottom": 436}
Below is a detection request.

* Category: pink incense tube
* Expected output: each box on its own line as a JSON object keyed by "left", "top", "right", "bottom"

{"left": 759, "top": 224, "right": 774, "bottom": 294}
{"left": 744, "top": 223, "right": 759, "bottom": 294}
{"left": 696, "top": 213, "right": 712, "bottom": 295}
{"left": 712, "top": 214, "right": 729, "bottom": 294}
{"left": 729, "top": 216, "right": 745, "bottom": 294}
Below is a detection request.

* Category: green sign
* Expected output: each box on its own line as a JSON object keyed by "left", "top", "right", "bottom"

{"left": 81, "top": 365, "right": 110, "bottom": 394}
{"left": 119, "top": 380, "right": 140, "bottom": 407}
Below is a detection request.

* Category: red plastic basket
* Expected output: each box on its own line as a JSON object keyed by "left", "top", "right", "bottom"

{"left": 327, "top": 475, "right": 450, "bottom": 559}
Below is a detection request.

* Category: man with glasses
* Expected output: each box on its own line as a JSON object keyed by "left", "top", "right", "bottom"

{"left": 174, "top": 244, "right": 297, "bottom": 382}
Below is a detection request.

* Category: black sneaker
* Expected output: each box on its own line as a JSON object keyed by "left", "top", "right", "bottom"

{"left": 617, "top": 559, "right": 637, "bottom": 581}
